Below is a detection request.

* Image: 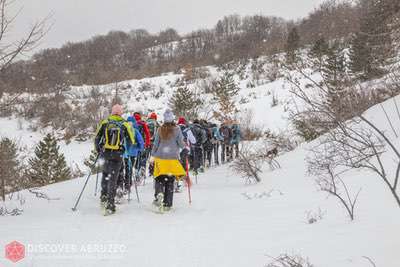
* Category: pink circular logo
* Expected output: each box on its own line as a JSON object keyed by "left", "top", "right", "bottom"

{"left": 5, "top": 241, "right": 25, "bottom": 263}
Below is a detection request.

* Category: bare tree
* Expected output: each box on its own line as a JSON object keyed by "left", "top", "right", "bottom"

{"left": 286, "top": 57, "right": 400, "bottom": 209}
{"left": 308, "top": 152, "right": 361, "bottom": 220}
{"left": 0, "top": 0, "right": 48, "bottom": 108}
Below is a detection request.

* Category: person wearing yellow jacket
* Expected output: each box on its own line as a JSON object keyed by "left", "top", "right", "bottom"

{"left": 94, "top": 104, "right": 135, "bottom": 215}
{"left": 151, "top": 109, "right": 186, "bottom": 211}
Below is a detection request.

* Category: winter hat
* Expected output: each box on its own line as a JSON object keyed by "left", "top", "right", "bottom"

{"left": 149, "top": 112, "right": 158, "bottom": 120}
{"left": 178, "top": 117, "right": 186, "bottom": 125}
{"left": 163, "top": 109, "right": 175, "bottom": 123}
{"left": 111, "top": 104, "right": 123, "bottom": 116}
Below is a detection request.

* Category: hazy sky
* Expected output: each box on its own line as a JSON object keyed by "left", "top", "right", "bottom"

{"left": 11, "top": 0, "right": 325, "bottom": 53}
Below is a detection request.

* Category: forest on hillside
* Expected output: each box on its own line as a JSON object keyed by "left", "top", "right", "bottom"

{"left": 0, "top": 0, "right": 398, "bottom": 95}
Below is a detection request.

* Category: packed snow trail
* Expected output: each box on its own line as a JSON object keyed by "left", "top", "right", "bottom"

{"left": 1, "top": 146, "right": 399, "bottom": 267}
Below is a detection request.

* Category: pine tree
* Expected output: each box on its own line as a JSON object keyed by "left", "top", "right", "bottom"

{"left": 168, "top": 84, "right": 203, "bottom": 121}
{"left": 28, "top": 133, "right": 71, "bottom": 186}
{"left": 321, "top": 43, "right": 349, "bottom": 121}
{"left": 322, "top": 43, "right": 347, "bottom": 90}
{"left": 0, "top": 138, "right": 20, "bottom": 201}
{"left": 349, "top": 0, "right": 394, "bottom": 79}
{"left": 308, "top": 37, "right": 329, "bottom": 71}
{"left": 285, "top": 27, "right": 300, "bottom": 64}
{"left": 212, "top": 71, "right": 240, "bottom": 122}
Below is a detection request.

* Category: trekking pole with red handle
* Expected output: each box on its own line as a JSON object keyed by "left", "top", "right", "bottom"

{"left": 185, "top": 156, "right": 192, "bottom": 204}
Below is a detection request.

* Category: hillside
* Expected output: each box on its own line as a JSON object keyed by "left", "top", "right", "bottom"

{"left": 1, "top": 94, "right": 400, "bottom": 267}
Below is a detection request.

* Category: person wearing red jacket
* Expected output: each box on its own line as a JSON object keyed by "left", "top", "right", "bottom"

{"left": 133, "top": 112, "right": 151, "bottom": 148}
{"left": 130, "top": 112, "right": 152, "bottom": 180}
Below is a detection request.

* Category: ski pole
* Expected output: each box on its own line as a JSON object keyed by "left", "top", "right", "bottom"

{"left": 94, "top": 163, "right": 99, "bottom": 196}
{"left": 134, "top": 156, "right": 141, "bottom": 203}
{"left": 127, "top": 157, "right": 132, "bottom": 203}
{"left": 72, "top": 154, "right": 99, "bottom": 212}
{"left": 185, "top": 156, "right": 192, "bottom": 204}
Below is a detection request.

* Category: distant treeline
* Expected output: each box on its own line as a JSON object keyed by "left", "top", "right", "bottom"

{"left": 0, "top": 0, "right": 398, "bottom": 94}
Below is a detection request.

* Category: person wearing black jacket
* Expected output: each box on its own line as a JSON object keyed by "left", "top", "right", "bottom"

{"left": 190, "top": 119, "right": 207, "bottom": 174}
{"left": 219, "top": 122, "right": 233, "bottom": 163}
{"left": 200, "top": 120, "right": 213, "bottom": 168}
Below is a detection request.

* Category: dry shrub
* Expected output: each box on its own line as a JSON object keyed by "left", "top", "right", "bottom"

{"left": 265, "top": 254, "right": 314, "bottom": 267}
{"left": 230, "top": 144, "right": 263, "bottom": 184}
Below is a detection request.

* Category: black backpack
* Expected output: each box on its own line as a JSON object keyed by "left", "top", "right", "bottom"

{"left": 191, "top": 124, "right": 206, "bottom": 145}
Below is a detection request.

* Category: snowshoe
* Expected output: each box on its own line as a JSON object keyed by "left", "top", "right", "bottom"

{"left": 100, "top": 195, "right": 107, "bottom": 209}
{"left": 115, "top": 188, "right": 124, "bottom": 204}
{"left": 153, "top": 193, "right": 164, "bottom": 214}
{"left": 103, "top": 204, "right": 116, "bottom": 216}
{"left": 175, "top": 181, "right": 183, "bottom": 193}
{"left": 103, "top": 208, "right": 116, "bottom": 216}
{"left": 163, "top": 206, "right": 172, "bottom": 212}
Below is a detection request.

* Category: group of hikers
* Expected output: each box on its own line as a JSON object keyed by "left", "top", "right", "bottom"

{"left": 94, "top": 104, "right": 241, "bottom": 215}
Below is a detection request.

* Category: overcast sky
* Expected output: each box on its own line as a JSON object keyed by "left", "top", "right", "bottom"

{"left": 11, "top": 0, "right": 324, "bottom": 54}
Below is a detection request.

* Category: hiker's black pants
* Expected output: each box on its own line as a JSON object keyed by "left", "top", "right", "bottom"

{"left": 191, "top": 145, "right": 203, "bottom": 171}
{"left": 154, "top": 175, "right": 175, "bottom": 207}
{"left": 213, "top": 143, "right": 220, "bottom": 164}
{"left": 101, "top": 159, "right": 123, "bottom": 209}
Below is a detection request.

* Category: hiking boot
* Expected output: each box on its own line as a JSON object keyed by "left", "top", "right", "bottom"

{"left": 116, "top": 187, "right": 124, "bottom": 199}
{"left": 100, "top": 195, "right": 107, "bottom": 208}
{"left": 104, "top": 207, "right": 116, "bottom": 216}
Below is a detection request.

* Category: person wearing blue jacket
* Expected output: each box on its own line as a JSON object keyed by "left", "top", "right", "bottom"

{"left": 230, "top": 123, "right": 241, "bottom": 159}
{"left": 211, "top": 123, "right": 224, "bottom": 165}
{"left": 116, "top": 116, "right": 145, "bottom": 195}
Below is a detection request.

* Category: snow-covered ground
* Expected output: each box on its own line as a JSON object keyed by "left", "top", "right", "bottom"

{"left": 0, "top": 143, "right": 399, "bottom": 267}
{"left": 1, "top": 94, "right": 400, "bottom": 266}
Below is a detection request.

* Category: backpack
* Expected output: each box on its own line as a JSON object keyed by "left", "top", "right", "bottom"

{"left": 147, "top": 119, "right": 158, "bottom": 140}
{"left": 103, "top": 120, "right": 125, "bottom": 151}
{"left": 179, "top": 125, "right": 189, "bottom": 144}
{"left": 220, "top": 126, "right": 232, "bottom": 144}
{"left": 191, "top": 124, "right": 206, "bottom": 145}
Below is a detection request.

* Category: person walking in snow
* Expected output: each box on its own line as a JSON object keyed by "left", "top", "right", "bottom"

{"left": 150, "top": 110, "right": 186, "bottom": 212}
{"left": 147, "top": 112, "right": 160, "bottom": 146}
{"left": 146, "top": 112, "right": 160, "bottom": 177}
{"left": 230, "top": 122, "right": 241, "bottom": 159}
{"left": 220, "top": 121, "right": 233, "bottom": 163}
{"left": 116, "top": 117, "right": 145, "bottom": 199}
{"left": 211, "top": 123, "right": 224, "bottom": 165}
{"left": 95, "top": 104, "right": 136, "bottom": 215}
{"left": 200, "top": 119, "right": 213, "bottom": 168}
{"left": 129, "top": 111, "right": 151, "bottom": 179}
{"left": 190, "top": 119, "right": 207, "bottom": 174}
{"left": 177, "top": 116, "right": 196, "bottom": 192}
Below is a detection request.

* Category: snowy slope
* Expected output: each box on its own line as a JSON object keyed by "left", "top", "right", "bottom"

{"left": 1, "top": 95, "right": 400, "bottom": 267}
